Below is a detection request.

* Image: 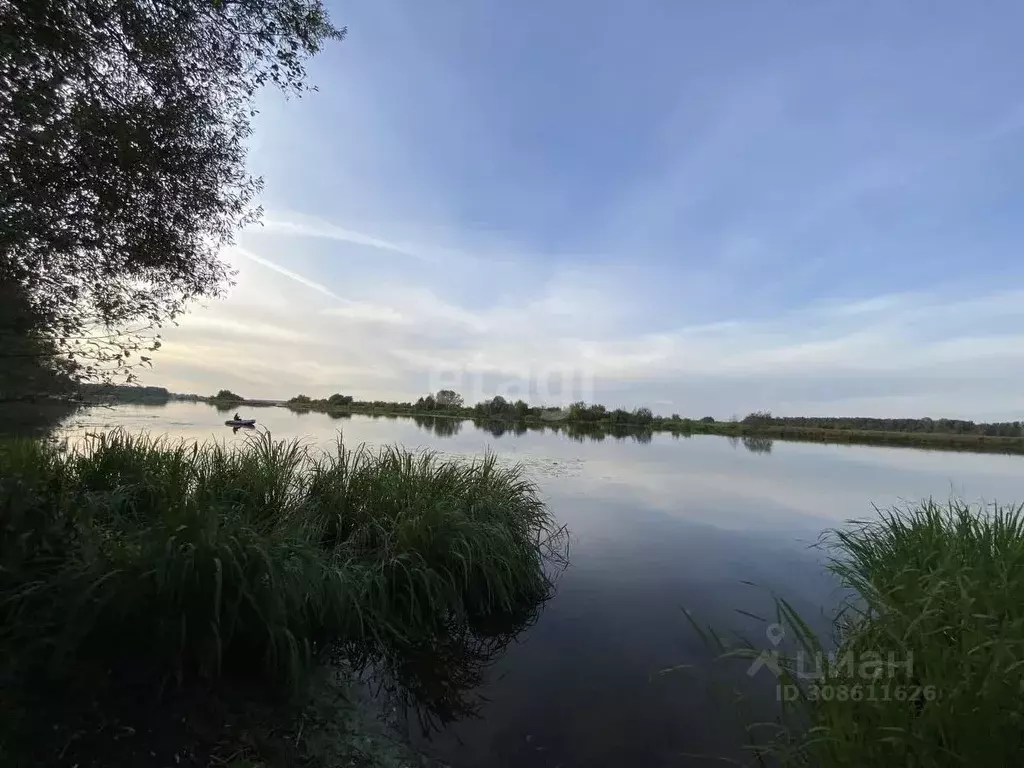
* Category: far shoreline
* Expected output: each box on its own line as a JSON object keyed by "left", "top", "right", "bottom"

{"left": 65, "top": 385, "right": 1024, "bottom": 456}
{"left": 194, "top": 394, "right": 1024, "bottom": 456}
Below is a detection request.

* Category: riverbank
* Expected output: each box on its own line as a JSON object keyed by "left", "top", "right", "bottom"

{"left": 692, "top": 498, "right": 1024, "bottom": 765}
{"left": 98, "top": 387, "right": 1024, "bottom": 455}
{"left": 0, "top": 431, "right": 564, "bottom": 766}
{"left": 269, "top": 401, "right": 1024, "bottom": 455}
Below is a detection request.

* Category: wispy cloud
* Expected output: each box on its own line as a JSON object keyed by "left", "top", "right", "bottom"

{"left": 233, "top": 247, "right": 340, "bottom": 300}
{"left": 259, "top": 214, "right": 428, "bottom": 261}
{"left": 256, "top": 212, "right": 499, "bottom": 268}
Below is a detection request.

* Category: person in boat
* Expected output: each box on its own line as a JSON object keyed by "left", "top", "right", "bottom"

{"left": 233, "top": 412, "right": 241, "bottom": 422}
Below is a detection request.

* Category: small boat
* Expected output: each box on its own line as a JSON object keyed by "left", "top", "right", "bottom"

{"left": 225, "top": 419, "right": 256, "bottom": 427}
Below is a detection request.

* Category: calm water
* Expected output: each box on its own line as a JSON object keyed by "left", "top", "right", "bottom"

{"left": 58, "top": 402, "right": 1024, "bottom": 766}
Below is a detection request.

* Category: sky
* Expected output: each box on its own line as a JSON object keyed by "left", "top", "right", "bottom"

{"left": 153, "top": 0, "right": 1024, "bottom": 420}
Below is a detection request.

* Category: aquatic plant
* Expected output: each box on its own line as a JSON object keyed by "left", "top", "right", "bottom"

{"left": 0, "top": 430, "right": 565, "bottom": 695}
{"left": 686, "top": 498, "right": 1024, "bottom": 766}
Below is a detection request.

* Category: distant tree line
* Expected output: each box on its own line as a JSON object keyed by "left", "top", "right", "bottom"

{"left": 303, "top": 390, "right": 710, "bottom": 432}
{"left": 271, "top": 390, "right": 1023, "bottom": 440}
{"left": 739, "top": 410, "right": 1023, "bottom": 438}
{"left": 286, "top": 393, "right": 387, "bottom": 410}
{"left": 564, "top": 402, "right": 655, "bottom": 426}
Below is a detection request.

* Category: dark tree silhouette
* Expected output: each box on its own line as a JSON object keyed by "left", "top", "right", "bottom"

{"left": 1, "top": 0, "right": 343, "bottom": 389}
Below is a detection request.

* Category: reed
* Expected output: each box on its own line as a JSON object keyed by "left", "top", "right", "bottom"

{"left": 0, "top": 430, "right": 565, "bottom": 696}
{"left": 689, "top": 499, "right": 1024, "bottom": 766}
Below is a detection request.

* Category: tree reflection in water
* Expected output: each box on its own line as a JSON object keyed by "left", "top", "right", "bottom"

{"left": 561, "top": 422, "right": 654, "bottom": 445}
{"left": 742, "top": 435, "right": 774, "bottom": 454}
{"left": 412, "top": 415, "right": 464, "bottom": 437}
{"left": 0, "top": 401, "right": 79, "bottom": 439}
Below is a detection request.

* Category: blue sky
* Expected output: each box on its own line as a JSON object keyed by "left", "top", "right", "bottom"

{"left": 157, "top": 0, "right": 1024, "bottom": 419}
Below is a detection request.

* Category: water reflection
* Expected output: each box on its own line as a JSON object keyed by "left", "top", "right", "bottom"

{"left": 368, "top": 597, "right": 549, "bottom": 735}
{"left": 471, "top": 418, "right": 530, "bottom": 439}
{"left": 558, "top": 422, "right": 654, "bottom": 444}
{"left": 631, "top": 429, "right": 653, "bottom": 445}
{"left": 413, "top": 415, "right": 464, "bottom": 438}
{"left": 726, "top": 435, "right": 775, "bottom": 454}
{"left": 742, "top": 435, "right": 774, "bottom": 454}
{"left": 0, "top": 401, "right": 80, "bottom": 438}
{"left": 362, "top": 530, "right": 569, "bottom": 738}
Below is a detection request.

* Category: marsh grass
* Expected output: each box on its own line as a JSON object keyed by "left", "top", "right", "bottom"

{"left": 0, "top": 429, "right": 565, "bottom": 762}
{"left": 684, "top": 498, "right": 1024, "bottom": 766}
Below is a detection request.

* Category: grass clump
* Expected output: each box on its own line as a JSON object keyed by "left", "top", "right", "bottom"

{"left": 698, "top": 498, "right": 1024, "bottom": 766}
{"left": 304, "top": 443, "right": 560, "bottom": 647}
{"left": 0, "top": 429, "right": 565, "bottom": 765}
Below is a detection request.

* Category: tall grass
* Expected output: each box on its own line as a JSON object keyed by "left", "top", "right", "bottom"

{"left": 695, "top": 499, "right": 1024, "bottom": 766}
{"left": 0, "top": 429, "right": 566, "bottom": 697}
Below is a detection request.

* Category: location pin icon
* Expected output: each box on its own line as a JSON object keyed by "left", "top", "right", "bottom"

{"left": 766, "top": 623, "right": 785, "bottom": 647}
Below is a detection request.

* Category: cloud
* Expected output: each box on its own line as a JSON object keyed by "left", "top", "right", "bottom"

{"left": 320, "top": 302, "right": 406, "bottom": 325}
{"left": 152, "top": 232, "right": 1024, "bottom": 420}
{"left": 233, "top": 247, "right": 340, "bottom": 300}
{"left": 140, "top": 2, "right": 1024, "bottom": 420}
{"left": 260, "top": 213, "right": 429, "bottom": 262}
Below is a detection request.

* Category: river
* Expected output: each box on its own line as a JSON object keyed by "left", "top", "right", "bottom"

{"left": 55, "top": 401, "right": 1024, "bottom": 767}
